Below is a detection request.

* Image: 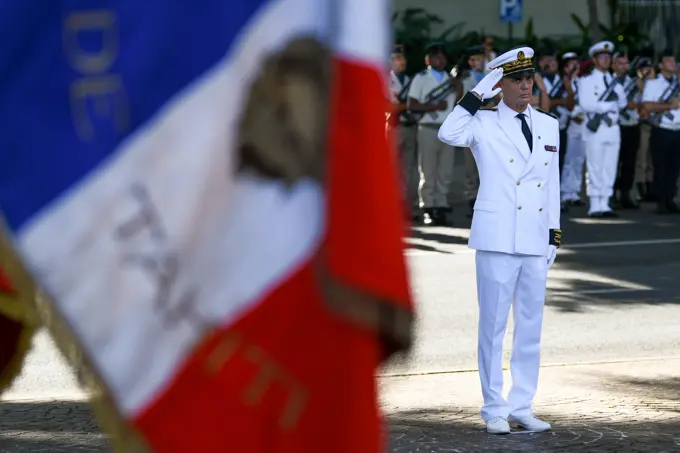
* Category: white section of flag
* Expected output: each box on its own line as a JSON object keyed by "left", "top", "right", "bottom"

{"left": 18, "top": 0, "right": 328, "bottom": 415}
{"left": 333, "top": 0, "right": 389, "bottom": 65}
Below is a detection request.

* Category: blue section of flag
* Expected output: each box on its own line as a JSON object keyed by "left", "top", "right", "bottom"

{"left": 0, "top": 1, "right": 267, "bottom": 231}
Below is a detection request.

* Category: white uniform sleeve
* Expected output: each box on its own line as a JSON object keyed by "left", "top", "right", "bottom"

{"left": 407, "top": 74, "right": 424, "bottom": 103}
{"left": 641, "top": 79, "right": 657, "bottom": 103}
{"left": 548, "top": 122, "right": 561, "bottom": 230}
{"left": 571, "top": 79, "right": 583, "bottom": 117}
{"left": 437, "top": 92, "right": 482, "bottom": 147}
{"left": 579, "top": 76, "right": 618, "bottom": 114}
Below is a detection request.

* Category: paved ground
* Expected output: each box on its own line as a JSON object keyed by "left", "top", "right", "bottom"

{"left": 389, "top": 199, "right": 680, "bottom": 374}
{"left": 384, "top": 358, "right": 680, "bottom": 452}
{"left": 2, "top": 193, "right": 680, "bottom": 452}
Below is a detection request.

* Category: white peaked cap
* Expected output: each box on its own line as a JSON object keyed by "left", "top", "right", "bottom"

{"left": 589, "top": 41, "right": 615, "bottom": 58}
{"left": 488, "top": 47, "right": 535, "bottom": 76}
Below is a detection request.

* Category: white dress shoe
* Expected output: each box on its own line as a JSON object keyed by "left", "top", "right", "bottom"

{"left": 486, "top": 416, "right": 511, "bottom": 434}
{"left": 508, "top": 415, "right": 551, "bottom": 432}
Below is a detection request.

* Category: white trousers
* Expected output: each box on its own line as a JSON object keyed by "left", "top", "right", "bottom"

{"left": 561, "top": 133, "right": 586, "bottom": 201}
{"left": 585, "top": 133, "right": 621, "bottom": 213}
{"left": 475, "top": 250, "right": 548, "bottom": 422}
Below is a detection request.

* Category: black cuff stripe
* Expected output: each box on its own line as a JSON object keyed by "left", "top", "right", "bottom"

{"left": 549, "top": 229, "right": 562, "bottom": 248}
{"left": 457, "top": 92, "right": 483, "bottom": 115}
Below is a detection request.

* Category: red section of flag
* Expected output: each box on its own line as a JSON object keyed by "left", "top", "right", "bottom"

{"left": 0, "top": 267, "right": 14, "bottom": 294}
{"left": 325, "top": 58, "right": 412, "bottom": 315}
{"left": 134, "top": 260, "right": 383, "bottom": 453}
{"left": 133, "top": 58, "right": 411, "bottom": 452}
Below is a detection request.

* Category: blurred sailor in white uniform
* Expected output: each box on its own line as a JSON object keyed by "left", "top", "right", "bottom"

{"left": 578, "top": 41, "right": 627, "bottom": 217}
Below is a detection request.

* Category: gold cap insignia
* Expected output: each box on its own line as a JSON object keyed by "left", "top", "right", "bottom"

{"left": 500, "top": 49, "right": 535, "bottom": 76}
{"left": 604, "top": 43, "right": 610, "bottom": 50}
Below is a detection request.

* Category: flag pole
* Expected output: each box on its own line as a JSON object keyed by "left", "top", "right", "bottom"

{"left": 0, "top": 215, "right": 150, "bottom": 452}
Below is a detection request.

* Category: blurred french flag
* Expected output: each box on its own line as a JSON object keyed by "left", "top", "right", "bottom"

{"left": 0, "top": 0, "right": 412, "bottom": 451}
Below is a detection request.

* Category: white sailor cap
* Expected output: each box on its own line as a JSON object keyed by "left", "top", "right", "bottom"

{"left": 488, "top": 46, "right": 535, "bottom": 77}
{"left": 589, "top": 41, "right": 615, "bottom": 58}
{"left": 562, "top": 52, "right": 578, "bottom": 61}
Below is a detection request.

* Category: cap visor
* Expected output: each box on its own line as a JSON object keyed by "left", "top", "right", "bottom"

{"left": 504, "top": 68, "right": 535, "bottom": 79}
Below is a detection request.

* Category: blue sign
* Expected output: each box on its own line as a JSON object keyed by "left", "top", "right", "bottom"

{"left": 500, "top": 0, "right": 523, "bottom": 23}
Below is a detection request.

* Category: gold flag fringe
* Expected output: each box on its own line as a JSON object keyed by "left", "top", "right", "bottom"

{"left": 0, "top": 215, "right": 151, "bottom": 453}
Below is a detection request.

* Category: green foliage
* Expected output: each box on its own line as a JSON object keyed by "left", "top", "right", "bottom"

{"left": 568, "top": 13, "right": 647, "bottom": 57}
{"left": 392, "top": 8, "right": 473, "bottom": 74}
{"left": 391, "top": 7, "right": 649, "bottom": 75}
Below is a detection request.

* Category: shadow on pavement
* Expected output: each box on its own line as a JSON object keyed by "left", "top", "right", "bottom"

{"left": 387, "top": 410, "right": 680, "bottom": 452}
{"left": 409, "top": 229, "right": 469, "bottom": 247}
{"left": 0, "top": 400, "right": 110, "bottom": 452}
{"left": 602, "top": 374, "right": 680, "bottom": 404}
{"left": 406, "top": 201, "right": 680, "bottom": 314}
{"left": 407, "top": 242, "right": 455, "bottom": 254}
{"left": 0, "top": 435, "right": 110, "bottom": 453}
{"left": 386, "top": 371, "right": 680, "bottom": 452}
{"left": 1, "top": 375, "right": 679, "bottom": 452}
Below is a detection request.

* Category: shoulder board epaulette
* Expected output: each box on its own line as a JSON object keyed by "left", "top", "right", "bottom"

{"left": 479, "top": 107, "right": 498, "bottom": 111}
{"left": 536, "top": 108, "right": 558, "bottom": 119}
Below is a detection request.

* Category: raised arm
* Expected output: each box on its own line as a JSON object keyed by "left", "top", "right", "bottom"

{"left": 438, "top": 93, "right": 482, "bottom": 147}
{"left": 533, "top": 72, "right": 550, "bottom": 111}
{"left": 438, "top": 68, "right": 503, "bottom": 148}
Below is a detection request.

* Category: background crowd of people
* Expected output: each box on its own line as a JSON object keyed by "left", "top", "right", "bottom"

{"left": 388, "top": 36, "right": 680, "bottom": 226}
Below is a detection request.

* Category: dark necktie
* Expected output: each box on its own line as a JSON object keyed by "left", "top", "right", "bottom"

{"left": 516, "top": 113, "right": 532, "bottom": 152}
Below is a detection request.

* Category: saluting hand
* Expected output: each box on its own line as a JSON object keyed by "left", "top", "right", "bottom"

{"left": 471, "top": 67, "right": 503, "bottom": 100}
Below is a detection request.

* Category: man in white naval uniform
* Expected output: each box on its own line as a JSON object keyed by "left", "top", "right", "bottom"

{"left": 408, "top": 42, "right": 461, "bottom": 226}
{"left": 561, "top": 53, "right": 588, "bottom": 207}
{"left": 612, "top": 51, "right": 643, "bottom": 209}
{"left": 579, "top": 41, "right": 627, "bottom": 217}
{"left": 641, "top": 48, "right": 680, "bottom": 214}
{"left": 634, "top": 58, "right": 657, "bottom": 202}
{"left": 438, "top": 47, "right": 561, "bottom": 435}
{"left": 387, "top": 44, "right": 419, "bottom": 221}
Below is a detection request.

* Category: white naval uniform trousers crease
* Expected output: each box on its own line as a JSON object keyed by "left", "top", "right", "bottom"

{"left": 438, "top": 98, "right": 560, "bottom": 422}
{"left": 476, "top": 251, "right": 548, "bottom": 420}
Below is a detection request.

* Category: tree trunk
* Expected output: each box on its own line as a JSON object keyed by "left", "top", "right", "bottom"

{"left": 588, "top": 0, "right": 602, "bottom": 42}
{"left": 607, "top": 0, "right": 618, "bottom": 30}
